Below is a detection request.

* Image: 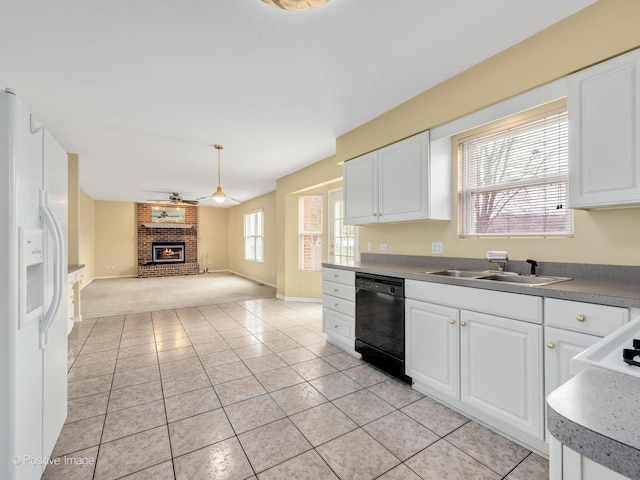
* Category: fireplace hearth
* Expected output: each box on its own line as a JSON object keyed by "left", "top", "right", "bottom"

{"left": 152, "top": 242, "right": 185, "bottom": 263}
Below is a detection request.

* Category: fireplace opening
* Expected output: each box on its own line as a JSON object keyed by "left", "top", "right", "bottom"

{"left": 152, "top": 242, "right": 186, "bottom": 263}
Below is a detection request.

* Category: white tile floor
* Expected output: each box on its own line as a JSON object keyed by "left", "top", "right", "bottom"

{"left": 45, "top": 298, "right": 549, "bottom": 479}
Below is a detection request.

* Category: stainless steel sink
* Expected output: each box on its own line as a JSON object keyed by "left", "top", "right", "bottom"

{"left": 427, "top": 270, "right": 489, "bottom": 278}
{"left": 413, "top": 269, "right": 572, "bottom": 286}
{"left": 477, "top": 274, "right": 571, "bottom": 286}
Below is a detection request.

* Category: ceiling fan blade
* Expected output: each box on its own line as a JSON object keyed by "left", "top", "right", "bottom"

{"left": 146, "top": 192, "right": 199, "bottom": 205}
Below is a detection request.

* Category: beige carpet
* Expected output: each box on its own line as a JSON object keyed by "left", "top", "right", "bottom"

{"left": 80, "top": 272, "right": 277, "bottom": 318}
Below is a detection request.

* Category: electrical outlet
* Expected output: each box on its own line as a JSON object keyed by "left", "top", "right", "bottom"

{"left": 367, "top": 241, "right": 372, "bottom": 252}
{"left": 379, "top": 243, "right": 388, "bottom": 251}
{"left": 107, "top": 265, "right": 115, "bottom": 270}
{"left": 432, "top": 242, "right": 443, "bottom": 254}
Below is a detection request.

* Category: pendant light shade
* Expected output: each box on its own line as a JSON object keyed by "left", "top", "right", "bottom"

{"left": 260, "top": 0, "right": 331, "bottom": 11}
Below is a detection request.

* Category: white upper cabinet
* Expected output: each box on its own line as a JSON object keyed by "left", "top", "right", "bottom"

{"left": 343, "top": 151, "right": 378, "bottom": 225}
{"left": 344, "top": 131, "right": 451, "bottom": 225}
{"left": 568, "top": 48, "right": 640, "bottom": 208}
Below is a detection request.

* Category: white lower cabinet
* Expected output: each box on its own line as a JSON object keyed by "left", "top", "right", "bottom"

{"left": 405, "top": 280, "right": 545, "bottom": 448}
{"left": 322, "top": 267, "right": 358, "bottom": 357}
{"left": 550, "top": 436, "right": 631, "bottom": 480}
{"left": 544, "top": 326, "right": 600, "bottom": 400}
{"left": 460, "top": 309, "right": 543, "bottom": 439}
{"left": 405, "top": 299, "right": 459, "bottom": 399}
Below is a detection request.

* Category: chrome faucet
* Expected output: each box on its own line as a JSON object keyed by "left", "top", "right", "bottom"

{"left": 485, "top": 251, "right": 508, "bottom": 272}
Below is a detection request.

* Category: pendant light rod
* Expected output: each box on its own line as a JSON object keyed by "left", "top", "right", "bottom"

{"left": 214, "top": 144, "right": 223, "bottom": 189}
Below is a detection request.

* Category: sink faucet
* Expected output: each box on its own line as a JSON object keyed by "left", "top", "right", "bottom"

{"left": 485, "top": 251, "right": 508, "bottom": 272}
{"left": 526, "top": 259, "right": 538, "bottom": 276}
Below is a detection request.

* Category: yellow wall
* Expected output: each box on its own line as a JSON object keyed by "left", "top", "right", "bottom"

{"left": 198, "top": 206, "right": 229, "bottom": 272}
{"left": 94, "top": 201, "right": 137, "bottom": 277}
{"left": 275, "top": 156, "right": 343, "bottom": 298}
{"left": 227, "top": 192, "right": 277, "bottom": 286}
{"left": 333, "top": 0, "right": 640, "bottom": 267}
{"left": 76, "top": 0, "right": 640, "bottom": 298}
{"left": 68, "top": 154, "right": 79, "bottom": 265}
{"left": 78, "top": 188, "right": 96, "bottom": 285}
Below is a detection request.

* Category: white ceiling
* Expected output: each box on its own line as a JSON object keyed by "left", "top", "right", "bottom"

{"left": 0, "top": 0, "right": 595, "bottom": 205}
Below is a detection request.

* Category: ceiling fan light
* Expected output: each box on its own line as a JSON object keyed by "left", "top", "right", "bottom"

{"left": 260, "top": 0, "right": 331, "bottom": 11}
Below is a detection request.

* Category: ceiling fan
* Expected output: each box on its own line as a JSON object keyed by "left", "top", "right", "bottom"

{"left": 198, "top": 144, "right": 240, "bottom": 205}
{"left": 147, "top": 192, "right": 199, "bottom": 205}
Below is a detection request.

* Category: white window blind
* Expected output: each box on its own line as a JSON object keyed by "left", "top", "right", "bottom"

{"left": 459, "top": 110, "right": 573, "bottom": 237}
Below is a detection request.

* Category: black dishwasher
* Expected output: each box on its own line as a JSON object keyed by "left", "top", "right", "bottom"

{"left": 355, "top": 273, "right": 411, "bottom": 384}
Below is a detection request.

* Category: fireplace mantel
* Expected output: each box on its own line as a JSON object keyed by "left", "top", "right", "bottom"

{"left": 141, "top": 223, "right": 194, "bottom": 229}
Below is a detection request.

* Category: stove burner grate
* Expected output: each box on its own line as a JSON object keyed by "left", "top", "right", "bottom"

{"left": 622, "top": 339, "right": 640, "bottom": 367}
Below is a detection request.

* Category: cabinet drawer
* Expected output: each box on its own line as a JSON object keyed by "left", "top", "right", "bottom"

{"left": 322, "top": 280, "right": 355, "bottom": 302}
{"left": 323, "top": 309, "right": 353, "bottom": 343}
{"left": 322, "top": 267, "right": 355, "bottom": 286}
{"left": 322, "top": 294, "right": 355, "bottom": 317}
{"left": 545, "top": 298, "right": 628, "bottom": 336}
{"left": 406, "top": 280, "right": 543, "bottom": 324}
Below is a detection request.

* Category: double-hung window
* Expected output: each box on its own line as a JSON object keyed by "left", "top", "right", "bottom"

{"left": 459, "top": 109, "right": 573, "bottom": 237}
{"left": 299, "top": 195, "right": 323, "bottom": 271}
{"left": 244, "top": 210, "right": 263, "bottom": 261}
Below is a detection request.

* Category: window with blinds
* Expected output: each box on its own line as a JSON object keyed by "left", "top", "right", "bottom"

{"left": 459, "top": 109, "right": 573, "bottom": 237}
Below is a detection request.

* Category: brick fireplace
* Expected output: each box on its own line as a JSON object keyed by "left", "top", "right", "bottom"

{"left": 137, "top": 204, "right": 199, "bottom": 277}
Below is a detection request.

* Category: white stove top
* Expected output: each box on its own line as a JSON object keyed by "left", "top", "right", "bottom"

{"left": 572, "top": 317, "right": 640, "bottom": 378}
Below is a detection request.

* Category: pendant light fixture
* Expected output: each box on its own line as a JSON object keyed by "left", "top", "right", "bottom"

{"left": 211, "top": 144, "right": 226, "bottom": 204}
{"left": 260, "top": 0, "right": 331, "bottom": 11}
{"left": 199, "top": 144, "right": 240, "bottom": 205}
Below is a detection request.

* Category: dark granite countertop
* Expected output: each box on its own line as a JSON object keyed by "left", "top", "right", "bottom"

{"left": 323, "top": 254, "right": 640, "bottom": 309}
{"left": 547, "top": 367, "right": 640, "bottom": 479}
{"left": 68, "top": 264, "right": 86, "bottom": 274}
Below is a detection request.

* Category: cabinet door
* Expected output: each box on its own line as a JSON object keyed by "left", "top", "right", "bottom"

{"left": 544, "top": 326, "right": 599, "bottom": 398}
{"left": 323, "top": 308, "right": 354, "bottom": 351}
{"left": 569, "top": 49, "right": 640, "bottom": 208}
{"left": 406, "top": 299, "right": 459, "bottom": 399}
{"left": 344, "top": 151, "right": 378, "bottom": 225}
{"left": 460, "top": 310, "right": 543, "bottom": 439}
{"left": 378, "top": 131, "right": 430, "bottom": 223}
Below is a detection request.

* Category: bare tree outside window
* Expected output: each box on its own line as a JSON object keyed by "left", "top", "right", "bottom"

{"left": 460, "top": 110, "right": 573, "bottom": 237}
{"left": 299, "top": 195, "right": 323, "bottom": 271}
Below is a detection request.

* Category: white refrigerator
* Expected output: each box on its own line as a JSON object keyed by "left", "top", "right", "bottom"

{"left": 0, "top": 89, "right": 68, "bottom": 480}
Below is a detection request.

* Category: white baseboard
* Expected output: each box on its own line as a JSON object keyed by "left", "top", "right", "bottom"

{"left": 92, "top": 274, "right": 137, "bottom": 281}
{"left": 227, "top": 270, "right": 277, "bottom": 289}
{"left": 73, "top": 315, "right": 83, "bottom": 323}
{"left": 275, "top": 293, "right": 321, "bottom": 303}
{"left": 80, "top": 277, "right": 94, "bottom": 290}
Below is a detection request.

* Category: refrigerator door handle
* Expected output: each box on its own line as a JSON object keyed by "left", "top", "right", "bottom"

{"left": 39, "top": 190, "right": 64, "bottom": 348}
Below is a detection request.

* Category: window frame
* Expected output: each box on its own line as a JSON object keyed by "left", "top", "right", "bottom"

{"left": 328, "top": 187, "right": 357, "bottom": 266}
{"left": 298, "top": 194, "right": 324, "bottom": 272}
{"left": 243, "top": 209, "right": 264, "bottom": 262}
{"left": 458, "top": 107, "right": 573, "bottom": 238}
